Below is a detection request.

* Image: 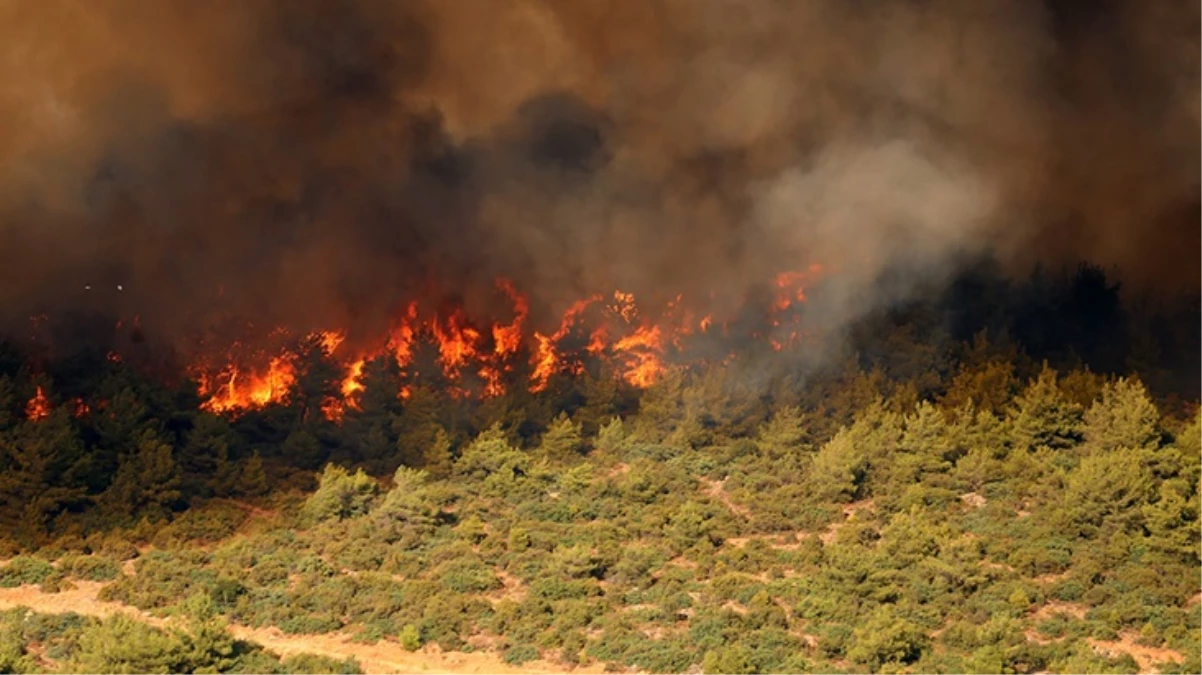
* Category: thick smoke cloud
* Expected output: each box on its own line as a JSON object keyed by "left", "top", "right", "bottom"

{"left": 0, "top": 0, "right": 1196, "bottom": 352}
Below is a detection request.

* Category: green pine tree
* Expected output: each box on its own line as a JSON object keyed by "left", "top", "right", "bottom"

{"left": 540, "top": 413, "right": 583, "bottom": 461}
{"left": 1008, "top": 365, "right": 1084, "bottom": 451}
{"left": 0, "top": 409, "right": 89, "bottom": 543}
{"left": 1082, "top": 377, "right": 1161, "bottom": 453}
{"left": 99, "top": 432, "right": 183, "bottom": 524}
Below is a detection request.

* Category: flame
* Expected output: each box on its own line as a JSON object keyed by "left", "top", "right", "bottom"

{"left": 341, "top": 359, "right": 365, "bottom": 399}
{"left": 587, "top": 327, "right": 607, "bottom": 355}
{"left": 318, "top": 330, "right": 345, "bottom": 354}
{"left": 317, "top": 358, "right": 367, "bottom": 423}
{"left": 433, "top": 309, "right": 482, "bottom": 375}
{"left": 492, "top": 278, "right": 527, "bottom": 357}
{"left": 613, "top": 325, "right": 665, "bottom": 387}
{"left": 773, "top": 264, "right": 823, "bottom": 311}
{"left": 390, "top": 301, "right": 420, "bottom": 366}
{"left": 199, "top": 356, "right": 296, "bottom": 414}
{"left": 26, "top": 386, "right": 50, "bottom": 421}
{"left": 187, "top": 267, "right": 825, "bottom": 417}
{"left": 531, "top": 295, "right": 603, "bottom": 391}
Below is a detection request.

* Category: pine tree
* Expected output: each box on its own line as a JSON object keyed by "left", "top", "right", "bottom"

{"left": 632, "top": 367, "right": 686, "bottom": 444}
{"left": 393, "top": 386, "right": 444, "bottom": 468}
{"left": 282, "top": 427, "right": 327, "bottom": 471}
{"left": 421, "top": 428, "right": 454, "bottom": 479}
{"left": 899, "top": 401, "right": 956, "bottom": 463}
{"left": 301, "top": 464, "right": 379, "bottom": 524}
{"left": 573, "top": 371, "right": 619, "bottom": 437}
{"left": 0, "top": 409, "right": 89, "bottom": 542}
{"left": 454, "top": 423, "right": 526, "bottom": 479}
{"left": 87, "top": 385, "right": 156, "bottom": 488}
{"left": 1082, "top": 377, "right": 1161, "bottom": 453}
{"left": 940, "top": 359, "right": 1018, "bottom": 416}
{"left": 1062, "top": 450, "right": 1155, "bottom": 536}
{"left": 288, "top": 334, "right": 343, "bottom": 425}
{"left": 180, "top": 412, "right": 239, "bottom": 497}
{"left": 177, "top": 593, "right": 238, "bottom": 673}
{"left": 1173, "top": 408, "right": 1202, "bottom": 458}
{"left": 540, "top": 413, "right": 583, "bottom": 461}
{"left": 99, "top": 432, "right": 183, "bottom": 524}
{"left": 343, "top": 354, "right": 403, "bottom": 469}
{"left": 595, "top": 417, "right": 630, "bottom": 455}
{"left": 210, "top": 443, "right": 240, "bottom": 497}
{"left": 1008, "top": 365, "right": 1084, "bottom": 451}
{"left": 756, "top": 405, "right": 811, "bottom": 458}
{"left": 355, "top": 354, "right": 405, "bottom": 421}
{"left": 236, "top": 451, "right": 270, "bottom": 497}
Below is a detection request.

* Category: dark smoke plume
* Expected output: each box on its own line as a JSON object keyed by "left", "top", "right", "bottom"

{"left": 0, "top": 0, "right": 1196, "bottom": 355}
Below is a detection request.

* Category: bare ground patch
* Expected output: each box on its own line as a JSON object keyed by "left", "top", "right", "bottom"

{"left": 0, "top": 582, "right": 602, "bottom": 674}
{"left": 1088, "top": 632, "right": 1184, "bottom": 674}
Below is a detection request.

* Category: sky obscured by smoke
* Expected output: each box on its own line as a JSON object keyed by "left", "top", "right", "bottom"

{"left": 0, "top": 0, "right": 1196, "bottom": 346}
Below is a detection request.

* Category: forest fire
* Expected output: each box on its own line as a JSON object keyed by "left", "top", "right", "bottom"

{"left": 25, "top": 386, "right": 50, "bottom": 421}
{"left": 18, "top": 267, "right": 824, "bottom": 423}
{"left": 198, "top": 357, "right": 297, "bottom": 415}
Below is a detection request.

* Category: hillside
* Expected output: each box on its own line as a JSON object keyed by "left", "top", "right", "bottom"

{"left": 0, "top": 359, "right": 1197, "bottom": 674}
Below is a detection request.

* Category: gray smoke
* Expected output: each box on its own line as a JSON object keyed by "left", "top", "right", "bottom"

{"left": 0, "top": 0, "right": 1195, "bottom": 355}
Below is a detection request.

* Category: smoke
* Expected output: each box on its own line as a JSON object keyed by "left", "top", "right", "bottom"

{"left": 0, "top": 0, "right": 1196, "bottom": 356}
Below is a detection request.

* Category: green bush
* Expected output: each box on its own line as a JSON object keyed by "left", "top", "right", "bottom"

{"left": 301, "top": 465, "right": 379, "bottom": 525}
{"left": 399, "top": 623, "right": 422, "bottom": 651}
{"left": 60, "top": 554, "right": 122, "bottom": 582}
{"left": 703, "top": 645, "right": 754, "bottom": 674}
{"left": 503, "top": 643, "right": 541, "bottom": 665}
{"left": 0, "top": 556, "right": 55, "bottom": 587}
{"left": 280, "top": 653, "right": 364, "bottom": 674}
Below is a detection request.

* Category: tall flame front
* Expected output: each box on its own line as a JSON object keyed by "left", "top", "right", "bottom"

{"left": 181, "top": 266, "right": 825, "bottom": 420}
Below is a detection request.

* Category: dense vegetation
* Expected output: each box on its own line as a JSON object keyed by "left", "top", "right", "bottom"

{"left": 0, "top": 601, "right": 362, "bottom": 674}
{"left": 0, "top": 264, "right": 1198, "bottom": 674}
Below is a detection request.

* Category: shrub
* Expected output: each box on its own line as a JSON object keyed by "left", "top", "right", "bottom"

{"left": 0, "top": 556, "right": 54, "bottom": 587}
{"left": 399, "top": 623, "right": 422, "bottom": 651}
{"left": 847, "top": 611, "right": 930, "bottom": 671}
{"left": 281, "top": 653, "right": 364, "bottom": 674}
{"left": 60, "top": 554, "right": 121, "bottom": 582}
{"left": 504, "top": 643, "right": 541, "bottom": 665}
{"left": 301, "top": 465, "right": 379, "bottom": 525}
{"left": 703, "top": 645, "right": 754, "bottom": 674}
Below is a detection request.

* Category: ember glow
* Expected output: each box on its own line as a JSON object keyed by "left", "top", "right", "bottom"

{"left": 182, "top": 267, "right": 826, "bottom": 419}
{"left": 25, "top": 386, "right": 50, "bottom": 421}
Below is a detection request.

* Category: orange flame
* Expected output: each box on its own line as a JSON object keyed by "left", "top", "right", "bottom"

{"left": 190, "top": 266, "right": 826, "bottom": 416}
{"left": 613, "top": 325, "right": 665, "bottom": 387}
{"left": 773, "top": 264, "right": 823, "bottom": 311}
{"left": 389, "top": 301, "right": 420, "bottom": 366}
{"left": 531, "top": 295, "right": 603, "bottom": 391}
{"left": 26, "top": 386, "right": 50, "bottom": 421}
{"left": 492, "top": 279, "right": 528, "bottom": 357}
{"left": 433, "top": 309, "right": 482, "bottom": 375}
{"left": 341, "top": 359, "right": 365, "bottom": 399}
{"left": 200, "top": 356, "right": 296, "bottom": 414}
{"left": 318, "top": 330, "right": 345, "bottom": 355}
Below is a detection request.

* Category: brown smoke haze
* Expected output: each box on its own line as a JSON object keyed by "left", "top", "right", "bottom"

{"left": 0, "top": 0, "right": 1197, "bottom": 350}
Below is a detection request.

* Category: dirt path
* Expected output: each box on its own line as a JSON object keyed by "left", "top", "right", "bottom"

{"left": 0, "top": 583, "right": 602, "bottom": 674}
{"left": 1087, "top": 633, "right": 1185, "bottom": 675}
{"left": 700, "top": 478, "right": 751, "bottom": 519}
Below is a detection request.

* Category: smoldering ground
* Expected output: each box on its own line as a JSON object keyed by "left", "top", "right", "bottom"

{"left": 0, "top": 0, "right": 1196, "bottom": 360}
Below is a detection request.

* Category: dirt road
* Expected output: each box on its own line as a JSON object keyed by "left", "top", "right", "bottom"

{"left": 0, "top": 582, "right": 602, "bottom": 674}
